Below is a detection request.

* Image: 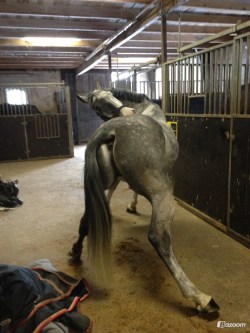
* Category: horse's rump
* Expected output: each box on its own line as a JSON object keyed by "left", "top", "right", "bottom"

{"left": 89, "top": 114, "right": 177, "bottom": 200}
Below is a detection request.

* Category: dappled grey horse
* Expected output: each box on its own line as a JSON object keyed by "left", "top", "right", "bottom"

{"left": 70, "top": 89, "right": 219, "bottom": 314}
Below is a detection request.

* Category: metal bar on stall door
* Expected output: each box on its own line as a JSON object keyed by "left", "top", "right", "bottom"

{"left": 52, "top": 116, "right": 56, "bottom": 137}
{"left": 237, "top": 38, "right": 243, "bottom": 115}
{"left": 195, "top": 55, "right": 198, "bottom": 95}
{"left": 191, "top": 56, "right": 194, "bottom": 95}
{"left": 0, "top": 89, "right": 2, "bottom": 116}
{"left": 204, "top": 52, "right": 209, "bottom": 114}
{"left": 177, "top": 60, "right": 181, "bottom": 114}
{"left": 173, "top": 63, "right": 176, "bottom": 113}
{"left": 189, "top": 57, "right": 192, "bottom": 96}
{"left": 50, "top": 116, "right": 54, "bottom": 137}
{"left": 200, "top": 52, "right": 204, "bottom": 95}
{"left": 57, "top": 114, "right": 60, "bottom": 137}
{"left": 65, "top": 86, "right": 73, "bottom": 156}
{"left": 214, "top": 49, "right": 218, "bottom": 115}
{"left": 41, "top": 115, "right": 45, "bottom": 138}
{"left": 171, "top": 64, "right": 174, "bottom": 113}
{"left": 224, "top": 45, "right": 230, "bottom": 115}
{"left": 209, "top": 51, "right": 213, "bottom": 115}
{"left": 227, "top": 38, "right": 239, "bottom": 230}
{"left": 231, "top": 40, "right": 238, "bottom": 116}
{"left": 187, "top": 57, "right": 191, "bottom": 113}
{"left": 49, "top": 116, "right": 53, "bottom": 137}
{"left": 219, "top": 47, "right": 223, "bottom": 115}
{"left": 180, "top": 60, "right": 183, "bottom": 113}
{"left": 164, "top": 64, "right": 169, "bottom": 114}
{"left": 45, "top": 116, "right": 49, "bottom": 137}
{"left": 183, "top": 59, "right": 187, "bottom": 113}
{"left": 244, "top": 36, "right": 250, "bottom": 115}
{"left": 172, "top": 64, "right": 174, "bottom": 113}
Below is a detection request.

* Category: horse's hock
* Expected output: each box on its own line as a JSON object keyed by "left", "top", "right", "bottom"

{"left": 0, "top": 146, "right": 249, "bottom": 333}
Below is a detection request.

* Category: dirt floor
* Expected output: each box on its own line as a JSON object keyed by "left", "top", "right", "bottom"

{"left": 0, "top": 145, "right": 250, "bottom": 333}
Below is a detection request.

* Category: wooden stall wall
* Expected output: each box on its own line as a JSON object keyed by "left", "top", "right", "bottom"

{"left": 164, "top": 33, "right": 250, "bottom": 246}
{"left": 169, "top": 116, "right": 230, "bottom": 225}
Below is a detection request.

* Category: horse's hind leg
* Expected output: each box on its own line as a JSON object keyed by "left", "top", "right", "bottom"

{"left": 69, "top": 214, "right": 88, "bottom": 262}
{"left": 107, "top": 178, "right": 138, "bottom": 214}
{"left": 148, "top": 192, "right": 220, "bottom": 313}
{"left": 126, "top": 192, "right": 138, "bottom": 214}
{"left": 106, "top": 178, "right": 120, "bottom": 203}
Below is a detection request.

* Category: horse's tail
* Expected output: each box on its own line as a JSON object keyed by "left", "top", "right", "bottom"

{"left": 84, "top": 126, "right": 115, "bottom": 284}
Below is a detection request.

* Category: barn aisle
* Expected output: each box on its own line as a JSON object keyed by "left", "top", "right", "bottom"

{"left": 0, "top": 146, "right": 249, "bottom": 333}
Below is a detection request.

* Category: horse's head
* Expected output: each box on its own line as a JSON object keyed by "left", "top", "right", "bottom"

{"left": 77, "top": 90, "right": 135, "bottom": 121}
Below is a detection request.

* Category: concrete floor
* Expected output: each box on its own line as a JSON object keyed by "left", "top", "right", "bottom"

{"left": 0, "top": 145, "right": 249, "bottom": 333}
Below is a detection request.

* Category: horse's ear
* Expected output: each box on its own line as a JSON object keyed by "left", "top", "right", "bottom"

{"left": 76, "top": 94, "right": 88, "bottom": 103}
{"left": 96, "top": 80, "right": 101, "bottom": 90}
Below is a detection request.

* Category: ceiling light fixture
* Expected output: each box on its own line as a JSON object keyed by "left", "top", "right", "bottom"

{"left": 22, "top": 37, "right": 81, "bottom": 47}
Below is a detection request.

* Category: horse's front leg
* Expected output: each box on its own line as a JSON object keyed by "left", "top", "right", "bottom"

{"left": 126, "top": 192, "right": 138, "bottom": 214}
{"left": 69, "top": 214, "right": 88, "bottom": 262}
{"left": 148, "top": 192, "right": 220, "bottom": 314}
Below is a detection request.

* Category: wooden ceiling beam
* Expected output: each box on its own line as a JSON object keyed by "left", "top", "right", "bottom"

{"left": 179, "top": 20, "right": 250, "bottom": 53}
{"left": 0, "top": 63, "right": 80, "bottom": 69}
{"left": 0, "top": 46, "right": 90, "bottom": 54}
{"left": 179, "top": 0, "right": 250, "bottom": 12}
{"left": 76, "top": 0, "right": 190, "bottom": 75}
{"left": 132, "top": 31, "right": 201, "bottom": 43}
{"left": 0, "top": 39, "right": 100, "bottom": 48}
{"left": 0, "top": 21, "right": 231, "bottom": 38}
{"left": 0, "top": 2, "right": 139, "bottom": 20}
{"left": 0, "top": 58, "right": 83, "bottom": 63}
{"left": 0, "top": 28, "right": 111, "bottom": 40}
{"left": 0, "top": 17, "right": 123, "bottom": 32}
{"left": 167, "top": 13, "right": 250, "bottom": 25}
{"left": 0, "top": 14, "right": 243, "bottom": 34}
{"left": 0, "top": 52, "right": 86, "bottom": 58}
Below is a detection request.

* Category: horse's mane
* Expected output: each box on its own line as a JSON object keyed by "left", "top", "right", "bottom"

{"left": 110, "top": 88, "right": 150, "bottom": 103}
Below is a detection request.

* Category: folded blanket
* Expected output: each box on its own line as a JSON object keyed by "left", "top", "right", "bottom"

{"left": 0, "top": 260, "right": 91, "bottom": 333}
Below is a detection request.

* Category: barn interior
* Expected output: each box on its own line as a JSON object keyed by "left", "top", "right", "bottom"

{"left": 0, "top": 1, "right": 250, "bottom": 332}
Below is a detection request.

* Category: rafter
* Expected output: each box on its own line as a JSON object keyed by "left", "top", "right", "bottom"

{"left": 0, "top": 0, "right": 249, "bottom": 72}
{"left": 0, "top": 2, "right": 139, "bottom": 20}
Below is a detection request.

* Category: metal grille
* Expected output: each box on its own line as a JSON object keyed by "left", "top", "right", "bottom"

{"left": 234, "top": 33, "right": 250, "bottom": 115}
{"left": 111, "top": 78, "right": 133, "bottom": 91}
{"left": 35, "top": 115, "right": 60, "bottom": 139}
{"left": 165, "top": 42, "right": 234, "bottom": 116}
{"left": 0, "top": 87, "right": 39, "bottom": 116}
{"left": 138, "top": 81, "right": 162, "bottom": 100}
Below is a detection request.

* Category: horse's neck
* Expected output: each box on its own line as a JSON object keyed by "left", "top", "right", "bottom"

{"left": 121, "top": 98, "right": 149, "bottom": 111}
{"left": 121, "top": 97, "right": 166, "bottom": 125}
{"left": 139, "top": 102, "right": 166, "bottom": 125}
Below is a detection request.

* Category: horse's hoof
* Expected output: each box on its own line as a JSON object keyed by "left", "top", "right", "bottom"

{"left": 198, "top": 298, "right": 220, "bottom": 314}
{"left": 68, "top": 256, "right": 82, "bottom": 266}
{"left": 126, "top": 207, "right": 138, "bottom": 214}
{"left": 68, "top": 249, "right": 81, "bottom": 260}
{"left": 68, "top": 249, "right": 82, "bottom": 265}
